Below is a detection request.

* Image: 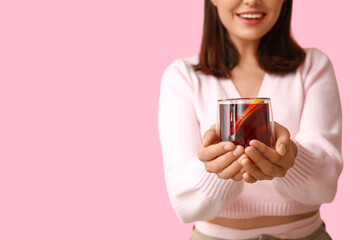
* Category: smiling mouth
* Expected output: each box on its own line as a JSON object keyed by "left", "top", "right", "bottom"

{"left": 237, "top": 13, "right": 266, "bottom": 20}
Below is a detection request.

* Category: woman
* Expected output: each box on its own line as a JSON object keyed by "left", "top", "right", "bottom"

{"left": 158, "top": 0, "right": 342, "bottom": 239}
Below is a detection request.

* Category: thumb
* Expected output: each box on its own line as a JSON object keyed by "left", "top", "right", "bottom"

{"left": 276, "top": 143, "right": 287, "bottom": 157}
{"left": 274, "top": 122, "right": 290, "bottom": 157}
{"left": 202, "top": 124, "right": 216, "bottom": 147}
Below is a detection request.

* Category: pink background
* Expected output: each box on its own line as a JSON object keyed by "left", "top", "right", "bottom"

{"left": 0, "top": 0, "right": 359, "bottom": 239}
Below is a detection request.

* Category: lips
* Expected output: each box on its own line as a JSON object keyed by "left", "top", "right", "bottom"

{"left": 236, "top": 11, "right": 266, "bottom": 26}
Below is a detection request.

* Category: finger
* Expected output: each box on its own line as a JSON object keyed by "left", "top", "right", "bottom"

{"left": 198, "top": 140, "right": 236, "bottom": 161}
{"left": 205, "top": 145, "right": 244, "bottom": 173}
{"left": 291, "top": 140, "right": 298, "bottom": 157}
{"left": 244, "top": 146, "right": 286, "bottom": 177}
{"left": 238, "top": 155, "right": 273, "bottom": 181}
{"left": 274, "top": 122, "right": 291, "bottom": 157}
{"left": 231, "top": 170, "right": 244, "bottom": 182}
{"left": 249, "top": 140, "right": 283, "bottom": 166}
{"left": 250, "top": 139, "right": 294, "bottom": 171}
{"left": 202, "top": 124, "right": 217, "bottom": 147}
{"left": 234, "top": 167, "right": 246, "bottom": 180}
{"left": 243, "top": 172, "right": 257, "bottom": 184}
{"left": 217, "top": 154, "right": 244, "bottom": 180}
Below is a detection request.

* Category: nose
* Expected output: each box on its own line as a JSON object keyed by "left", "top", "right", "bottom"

{"left": 244, "top": 0, "right": 260, "bottom": 6}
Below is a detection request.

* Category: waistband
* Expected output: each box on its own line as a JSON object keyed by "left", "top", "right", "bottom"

{"left": 194, "top": 212, "right": 323, "bottom": 240}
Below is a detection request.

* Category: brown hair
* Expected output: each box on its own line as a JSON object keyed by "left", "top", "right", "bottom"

{"left": 193, "top": 0, "right": 305, "bottom": 77}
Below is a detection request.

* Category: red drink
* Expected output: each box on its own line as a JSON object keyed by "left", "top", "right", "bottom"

{"left": 218, "top": 98, "right": 275, "bottom": 148}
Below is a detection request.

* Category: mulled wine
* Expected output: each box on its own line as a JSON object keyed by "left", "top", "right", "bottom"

{"left": 217, "top": 98, "right": 275, "bottom": 148}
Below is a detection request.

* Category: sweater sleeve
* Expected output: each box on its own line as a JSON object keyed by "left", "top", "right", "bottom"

{"left": 273, "top": 48, "right": 343, "bottom": 205}
{"left": 158, "top": 60, "right": 243, "bottom": 223}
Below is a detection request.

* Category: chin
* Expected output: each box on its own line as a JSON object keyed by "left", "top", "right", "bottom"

{"left": 234, "top": 34, "right": 264, "bottom": 42}
{"left": 238, "top": 28, "right": 270, "bottom": 40}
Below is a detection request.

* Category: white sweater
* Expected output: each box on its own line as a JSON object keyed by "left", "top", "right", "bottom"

{"left": 158, "top": 48, "right": 343, "bottom": 223}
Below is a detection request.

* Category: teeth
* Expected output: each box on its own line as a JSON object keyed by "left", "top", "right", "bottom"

{"left": 239, "top": 13, "right": 263, "bottom": 19}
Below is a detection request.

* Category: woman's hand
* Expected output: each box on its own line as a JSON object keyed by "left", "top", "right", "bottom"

{"left": 239, "top": 122, "right": 298, "bottom": 183}
{"left": 198, "top": 124, "right": 245, "bottom": 182}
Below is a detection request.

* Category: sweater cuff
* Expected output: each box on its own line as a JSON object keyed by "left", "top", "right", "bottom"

{"left": 274, "top": 141, "right": 322, "bottom": 187}
{"left": 193, "top": 162, "right": 243, "bottom": 201}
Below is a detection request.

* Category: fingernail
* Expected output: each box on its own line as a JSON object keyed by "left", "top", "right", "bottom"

{"left": 203, "top": 136, "right": 209, "bottom": 143}
{"left": 224, "top": 144, "right": 233, "bottom": 151}
{"left": 243, "top": 172, "right": 250, "bottom": 179}
{"left": 245, "top": 146, "right": 253, "bottom": 154}
{"left": 280, "top": 144, "right": 286, "bottom": 154}
{"left": 237, "top": 154, "right": 246, "bottom": 164}
{"left": 241, "top": 160, "right": 252, "bottom": 170}
{"left": 233, "top": 146, "right": 244, "bottom": 156}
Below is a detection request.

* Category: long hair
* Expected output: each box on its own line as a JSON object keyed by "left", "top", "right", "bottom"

{"left": 193, "top": 0, "right": 305, "bottom": 77}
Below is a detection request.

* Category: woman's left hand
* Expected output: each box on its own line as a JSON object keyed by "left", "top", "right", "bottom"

{"left": 239, "top": 122, "right": 298, "bottom": 183}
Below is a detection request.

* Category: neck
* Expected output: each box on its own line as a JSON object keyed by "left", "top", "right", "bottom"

{"left": 231, "top": 37, "right": 261, "bottom": 68}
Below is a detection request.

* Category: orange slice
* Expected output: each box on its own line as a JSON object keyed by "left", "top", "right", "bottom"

{"left": 230, "top": 99, "right": 264, "bottom": 135}
{"left": 251, "top": 99, "right": 264, "bottom": 104}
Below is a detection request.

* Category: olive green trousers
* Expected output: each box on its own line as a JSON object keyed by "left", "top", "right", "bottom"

{"left": 190, "top": 224, "right": 332, "bottom": 240}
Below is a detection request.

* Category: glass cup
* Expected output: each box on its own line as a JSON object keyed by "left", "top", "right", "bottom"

{"left": 217, "top": 98, "right": 275, "bottom": 148}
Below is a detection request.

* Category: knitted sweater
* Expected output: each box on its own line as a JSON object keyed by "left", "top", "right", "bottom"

{"left": 158, "top": 48, "right": 343, "bottom": 223}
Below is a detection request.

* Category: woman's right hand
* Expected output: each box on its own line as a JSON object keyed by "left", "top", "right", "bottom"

{"left": 197, "top": 124, "right": 251, "bottom": 182}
